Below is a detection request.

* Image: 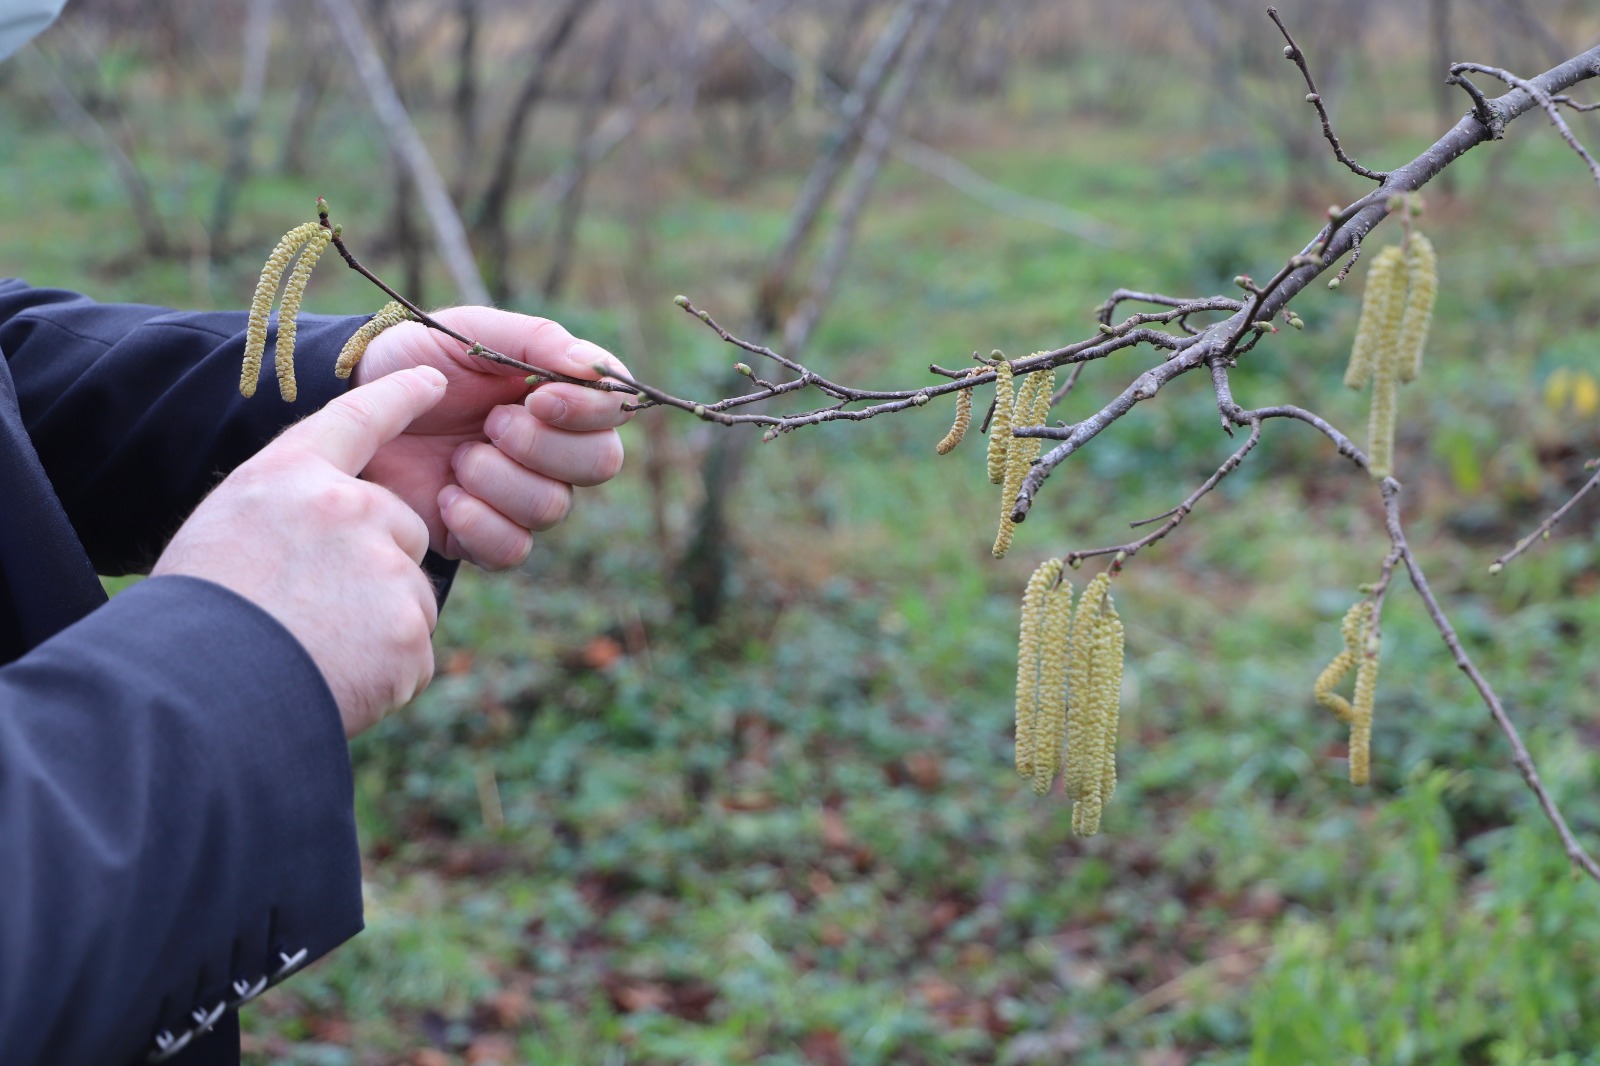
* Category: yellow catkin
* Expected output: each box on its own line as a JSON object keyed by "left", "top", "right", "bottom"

{"left": 272, "top": 225, "right": 333, "bottom": 402}
{"left": 986, "top": 360, "right": 1014, "bottom": 485}
{"left": 1367, "top": 331, "right": 1400, "bottom": 479}
{"left": 936, "top": 368, "right": 980, "bottom": 454}
{"left": 1395, "top": 233, "right": 1437, "bottom": 384}
{"left": 1349, "top": 629, "right": 1380, "bottom": 786}
{"left": 1015, "top": 559, "right": 1064, "bottom": 778}
{"left": 1345, "top": 245, "right": 1405, "bottom": 391}
{"left": 1095, "top": 595, "right": 1125, "bottom": 811}
{"left": 993, "top": 370, "right": 1053, "bottom": 559}
{"left": 241, "top": 221, "right": 321, "bottom": 398}
{"left": 1030, "top": 577, "right": 1075, "bottom": 794}
{"left": 1062, "top": 572, "right": 1110, "bottom": 806}
{"left": 1313, "top": 650, "right": 1356, "bottom": 725}
{"left": 335, "top": 302, "right": 415, "bottom": 379}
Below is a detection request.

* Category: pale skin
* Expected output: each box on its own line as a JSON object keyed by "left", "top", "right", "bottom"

{"left": 151, "top": 308, "right": 632, "bottom": 736}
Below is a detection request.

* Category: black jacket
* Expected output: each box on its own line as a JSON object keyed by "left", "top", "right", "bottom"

{"left": 0, "top": 280, "right": 421, "bottom": 1064}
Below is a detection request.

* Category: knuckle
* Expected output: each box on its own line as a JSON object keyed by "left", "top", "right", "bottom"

{"left": 530, "top": 485, "right": 573, "bottom": 531}
{"left": 590, "top": 433, "right": 625, "bottom": 483}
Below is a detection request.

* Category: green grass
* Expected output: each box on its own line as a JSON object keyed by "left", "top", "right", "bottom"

{"left": 8, "top": 27, "right": 1600, "bottom": 1066}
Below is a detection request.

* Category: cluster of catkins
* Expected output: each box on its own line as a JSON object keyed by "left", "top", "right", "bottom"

{"left": 1015, "top": 565, "right": 1125, "bottom": 835}
{"left": 1344, "top": 231, "right": 1437, "bottom": 478}
{"left": 1314, "top": 598, "right": 1380, "bottom": 785}
{"left": 240, "top": 206, "right": 415, "bottom": 401}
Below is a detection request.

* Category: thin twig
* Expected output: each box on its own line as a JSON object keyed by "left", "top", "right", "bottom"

{"left": 1268, "top": 7, "right": 1387, "bottom": 182}
{"left": 1490, "top": 462, "right": 1600, "bottom": 572}
{"left": 317, "top": 202, "right": 634, "bottom": 394}
{"left": 1451, "top": 61, "right": 1600, "bottom": 189}
{"left": 1063, "top": 420, "right": 1263, "bottom": 566}
{"left": 1381, "top": 480, "right": 1600, "bottom": 885}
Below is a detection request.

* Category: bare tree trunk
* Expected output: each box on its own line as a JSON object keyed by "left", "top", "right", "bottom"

{"left": 279, "top": 28, "right": 333, "bottom": 176}
{"left": 755, "top": 0, "right": 918, "bottom": 333}
{"left": 29, "top": 47, "right": 169, "bottom": 257}
{"left": 677, "top": 0, "right": 951, "bottom": 626}
{"left": 449, "top": 0, "right": 480, "bottom": 206}
{"left": 472, "top": 0, "right": 594, "bottom": 305}
{"left": 319, "top": 0, "right": 489, "bottom": 305}
{"left": 542, "top": 9, "right": 630, "bottom": 302}
{"left": 211, "top": 0, "right": 277, "bottom": 258}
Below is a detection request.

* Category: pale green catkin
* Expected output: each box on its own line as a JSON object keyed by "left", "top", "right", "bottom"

{"left": 1015, "top": 559, "right": 1064, "bottom": 778}
{"left": 273, "top": 225, "right": 333, "bottom": 402}
{"left": 1395, "top": 233, "right": 1437, "bottom": 384}
{"left": 1350, "top": 627, "right": 1380, "bottom": 786}
{"left": 241, "top": 221, "right": 321, "bottom": 398}
{"left": 1095, "top": 595, "right": 1124, "bottom": 810}
{"left": 936, "top": 368, "right": 980, "bottom": 454}
{"left": 1344, "top": 245, "right": 1405, "bottom": 391}
{"left": 986, "top": 360, "right": 1014, "bottom": 485}
{"left": 993, "top": 369, "right": 1054, "bottom": 559}
{"left": 335, "top": 302, "right": 415, "bottom": 379}
{"left": 1367, "top": 310, "right": 1401, "bottom": 478}
{"left": 1030, "top": 576, "right": 1075, "bottom": 794}
{"left": 1063, "top": 572, "right": 1110, "bottom": 805}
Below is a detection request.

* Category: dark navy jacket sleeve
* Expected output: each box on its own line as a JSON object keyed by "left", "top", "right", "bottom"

{"left": 0, "top": 279, "right": 358, "bottom": 575}
{"left": 0, "top": 280, "right": 452, "bottom": 1064}
{"left": 0, "top": 577, "right": 364, "bottom": 1066}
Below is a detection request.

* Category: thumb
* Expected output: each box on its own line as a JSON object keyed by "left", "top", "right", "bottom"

{"left": 280, "top": 365, "right": 448, "bottom": 475}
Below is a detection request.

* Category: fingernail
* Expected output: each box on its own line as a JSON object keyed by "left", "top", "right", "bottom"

{"left": 565, "top": 340, "right": 614, "bottom": 374}
{"left": 450, "top": 442, "right": 474, "bottom": 470}
{"left": 485, "top": 407, "right": 512, "bottom": 442}
{"left": 528, "top": 390, "right": 568, "bottom": 423}
{"left": 439, "top": 485, "right": 464, "bottom": 512}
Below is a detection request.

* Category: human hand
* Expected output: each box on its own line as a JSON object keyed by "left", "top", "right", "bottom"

{"left": 152, "top": 367, "right": 448, "bottom": 737}
{"left": 351, "top": 307, "right": 633, "bottom": 570}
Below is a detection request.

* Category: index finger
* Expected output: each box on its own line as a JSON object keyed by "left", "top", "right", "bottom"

{"left": 278, "top": 365, "right": 448, "bottom": 475}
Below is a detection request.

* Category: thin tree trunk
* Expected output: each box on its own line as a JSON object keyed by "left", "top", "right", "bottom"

{"left": 211, "top": 0, "right": 277, "bottom": 258}
{"left": 472, "top": 0, "right": 594, "bottom": 304}
{"left": 29, "top": 47, "right": 169, "bottom": 256}
{"left": 542, "top": 8, "right": 630, "bottom": 302}
{"left": 450, "top": 0, "right": 480, "bottom": 205}
{"left": 319, "top": 0, "right": 489, "bottom": 305}
{"left": 677, "top": 0, "right": 951, "bottom": 626}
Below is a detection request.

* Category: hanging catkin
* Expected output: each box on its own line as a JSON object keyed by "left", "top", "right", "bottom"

{"left": 1015, "top": 559, "right": 1064, "bottom": 778}
{"left": 993, "top": 368, "right": 1055, "bottom": 559}
{"left": 936, "top": 368, "right": 981, "bottom": 454}
{"left": 1344, "top": 245, "right": 1405, "bottom": 391}
{"left": 1030, "top": 575, "right": 1075, "bottom": 793}
{"left": 242, "top": 221, "right": 322, "bottom": 398}
{"left": 273, "top": 225, "right": 333, "bottom": 402}
{"left": 986, "top": 359, "right": 1014, "bottom": 485}
{"left": 336, "top": 302, "right": 416, "bottom": 379}
{"left": 1395, "top": 233, "right": 1437, "bottom": 384}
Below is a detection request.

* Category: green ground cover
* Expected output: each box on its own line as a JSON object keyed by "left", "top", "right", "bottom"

{"left": 7, "top": 34, "right": 1600, "bottom": 1066}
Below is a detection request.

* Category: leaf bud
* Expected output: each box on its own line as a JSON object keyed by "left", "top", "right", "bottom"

{"left": 913, "top": 391, "right": 930, "bottom": 406}
{"left": 735, "top": 362, "right": 753, "bottom": 376}
{"left": 1283, "top": 45, "right": 1294, "bottom": 58}
{"left": 673, "top": 294, "right": 690, "bottom": 308}
{"left": 1098, "top": 324, "right": 1115, "bottom": 335}
{"left": 1327, "top": 277, "right": 1342, "bottom": 290}
{"left": 762, "top": 427, "right": 778, "bottom": 442}
{"left": 1305, "top": 92, "right": 1320, "bottom": 103}
{"left": 1489, "top": 562, "right": 1504, "bottom": 575}
{"left": 1233, "top": 275, "right": 1250, "bottom": 289}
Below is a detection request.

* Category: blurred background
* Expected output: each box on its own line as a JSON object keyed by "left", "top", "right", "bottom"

{"left": 7, "top": 0, "right": 1600, "bottom": 1062}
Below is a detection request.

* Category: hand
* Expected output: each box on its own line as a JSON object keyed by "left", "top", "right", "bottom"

{"left": 152, "top": 367, "right": 448, "bottom": 737}
{"left": 351, "top": 307, "right": 633, "bottom": 570}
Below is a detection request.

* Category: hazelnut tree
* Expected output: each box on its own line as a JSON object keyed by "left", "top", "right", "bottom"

{"left": 242, "top": 10, "right": 1600, "bottom": 880}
